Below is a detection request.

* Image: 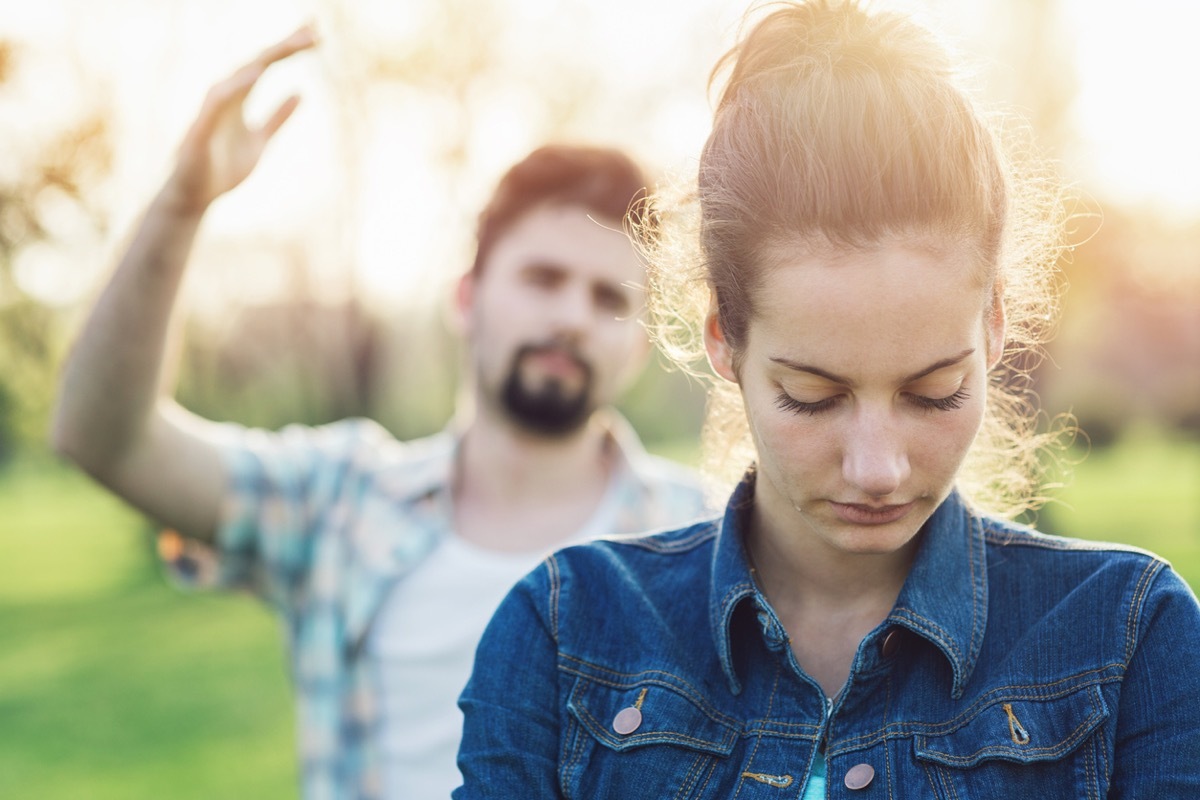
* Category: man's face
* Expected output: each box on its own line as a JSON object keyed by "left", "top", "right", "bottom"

{"left": 459, "top": 203, "right": 649, "bottom": 437}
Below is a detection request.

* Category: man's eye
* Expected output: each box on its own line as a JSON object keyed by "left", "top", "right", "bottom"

{"left": 526, "top": 269, "right": 560, "bottom": 287}
{"left": 594, "top": 286, "right": 629, "bottom": 314}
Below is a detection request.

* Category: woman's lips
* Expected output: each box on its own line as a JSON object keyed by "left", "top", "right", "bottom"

{"left": 829, "top": 500, "right": 915, "bottom": 526}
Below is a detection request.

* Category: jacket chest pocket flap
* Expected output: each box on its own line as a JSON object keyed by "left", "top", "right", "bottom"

{"left": 567, "top": 676, "right": 740, "bottom": 756}
{"left": 913, "top": 684, "right": 1108, "bottom": 768}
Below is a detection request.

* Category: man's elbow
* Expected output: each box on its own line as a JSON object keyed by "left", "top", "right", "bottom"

{"left": 49, "top": 407, "right": 86, "bottom": 467}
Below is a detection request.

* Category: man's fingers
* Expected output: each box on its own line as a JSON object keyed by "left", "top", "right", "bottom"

{"left": 183, "top": 27, "right": 315, "bottom": 149}
{"left": 187, "top": 63, "right": 264, "bottom": 142}
{"left": 260, "top": 95, "right": 301, "bottom": 140}
{"left": 254, "top": 25, "right": 318, "bottom": 71}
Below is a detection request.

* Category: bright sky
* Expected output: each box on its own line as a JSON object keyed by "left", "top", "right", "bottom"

{"left": 2, "top": 0, "right": 1197, "bottom": 311}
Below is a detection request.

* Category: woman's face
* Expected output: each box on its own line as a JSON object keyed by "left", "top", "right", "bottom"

{"left": 705, "top": 238, "right": 1004, "bottom": 557}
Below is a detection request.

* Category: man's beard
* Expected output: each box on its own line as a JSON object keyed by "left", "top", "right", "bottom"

{"left": 499, "top": 343, "right": 594, "bottom": 437}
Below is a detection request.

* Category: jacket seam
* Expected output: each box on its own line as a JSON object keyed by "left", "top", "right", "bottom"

{"left": 832, "top": 671, "right": 1121, "bottom": 749}
{"left": 1124, "top": 558, "right": 1164, "bottom": 663}
{"left": 559, "top": 658, "right": 744, "bottom": 729}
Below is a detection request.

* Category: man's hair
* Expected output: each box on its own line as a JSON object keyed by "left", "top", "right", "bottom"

{"left": 471, "top": 144, "right": 652, "bottom": 275}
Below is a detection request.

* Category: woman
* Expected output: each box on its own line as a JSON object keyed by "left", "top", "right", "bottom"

{"left": 455, "top": 1, "right": 1200, "bottom": 796}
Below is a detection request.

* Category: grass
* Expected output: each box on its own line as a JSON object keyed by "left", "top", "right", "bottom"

{"left": 0, "top": 460, "right": 296, "bottom": 799}
{"left": 1, "top": 427, "right": 1196, "bottom": 797}
{"left": 1037, "top": 424, "right": 1200, "bottom": 589}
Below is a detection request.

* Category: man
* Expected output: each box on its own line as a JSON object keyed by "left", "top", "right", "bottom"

{"left": 51, "top": 27, "right": 706, "bottom": 800}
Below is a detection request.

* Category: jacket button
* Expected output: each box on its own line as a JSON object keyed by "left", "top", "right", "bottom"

{"left": 880, "top": 628, "right": 901, "bottom": 658}
{"left": 612, "top": 706, "right": 642, "bottom": 735}
{"left": 844, "top": 763, "right": 875, "bottom": 790}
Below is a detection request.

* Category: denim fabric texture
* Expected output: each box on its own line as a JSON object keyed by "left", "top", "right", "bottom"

{"left": 165, "top": 415, "right": 709, "bottom": 800}
{"left": 457, "top": 474, "right": 1200, "bottom": 798}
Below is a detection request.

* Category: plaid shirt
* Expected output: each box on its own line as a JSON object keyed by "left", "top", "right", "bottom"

{"left": 169, "top": 414, "right": 709, "bottom": 799}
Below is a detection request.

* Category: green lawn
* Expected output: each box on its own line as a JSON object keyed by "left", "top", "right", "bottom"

{"left": 0, "top": 460, "right": 296, "bottom": 799}
{"left": 1, "top": 428, "right": 1196, "bottom": 797}
{"left": 1037, "top": 425, "right": 1200, "bottom": 589}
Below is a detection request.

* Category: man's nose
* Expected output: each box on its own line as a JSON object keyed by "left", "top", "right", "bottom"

{"left": 548, "top": 283, "right": 594, "bottom": 333}
{"left": 841, "top": 406, "right": 911, "bottom": 498}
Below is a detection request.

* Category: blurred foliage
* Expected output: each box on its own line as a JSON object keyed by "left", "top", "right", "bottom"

{"left": 0, "top": 36, "right": 111, "bottom": 465}
{"left": 1039, "top": 210, "right": 1200, "bottom": 443}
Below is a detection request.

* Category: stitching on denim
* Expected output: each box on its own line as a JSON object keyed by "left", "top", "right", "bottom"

{"left": 613, "top": 523, "right": 719, "bottom": 553}
{"left": 669, "top": 754, "right": 695, "bottom": 800}
{"left": 741, "top": 771, "right": 794, "bottom": 788}
{"left": 669, "top": 751, "right": 703, "bottom": 800}
{"left": 1095, "top": 721, "right": 1111, "bottom": 791}
{"left": 983, "top": 526, "right": 1166, "bottom": 558}
{"left": 559, "top": 657, "right": 743, "bottom": 728}
{"left": 884, "top": 676, "right": 895, "bottom": 800}
{"left": 1001, "top": 703, "right": 1031, "bottom": 744}
{"left": 733, "top": 661, "right": 782, "bottom": 800}
{"left": 560, "top": 716, "right": 585, "bottom": 795}
{"left": 691, "top": 753, "right": 715, "bottom": 796}
{"left": 916, "top": 691, "right": 1103, "bottom": 765}
{"left": 547, "top": 554, "right": 561, "bottom": 641}
{"left": 1124, "top": 558, "right": 1163, "bottom": 663}
{"left": 562, "top": 670, "right": 732, "bottom": 727}
{"left": 967, "top": 513, "right": 985, "bottom": 677}
{"left": 569, "top": 680, "right": 738, "bottom": 752}
{"left": 739, "top": 724, "right": 822, "bottom": 739}
{"left": 918, "top": 760, "right": 945, "bottom": 800}
{"left": 888, "top": 608, "right": 964, "bottom": 660}
{"left": 833, "top": 672, "right": 1120, "bottom": 747}
{"left": 943, "top": 764, "right": 962, "bottom": 800}
{"left": 634, "top": 687, "right": 648, "bottom": 710}
{"left": 1084, "top": 734, "right": 1098, "bottom": 800}
{"left": 1124, "top": 560, "right": 1155, "bottom": 659}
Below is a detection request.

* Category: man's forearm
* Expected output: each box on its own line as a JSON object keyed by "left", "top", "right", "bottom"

{"left": 51, "top": 186, "right": 206, "bottom": 475}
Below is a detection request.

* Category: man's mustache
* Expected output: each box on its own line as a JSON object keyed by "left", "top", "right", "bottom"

{"left": 514, "top": 341, "right": 592, "bottom": 377}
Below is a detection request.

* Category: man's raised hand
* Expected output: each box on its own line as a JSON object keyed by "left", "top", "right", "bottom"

{"left": 163, "top": 25, "right": 317, "bottom": 215}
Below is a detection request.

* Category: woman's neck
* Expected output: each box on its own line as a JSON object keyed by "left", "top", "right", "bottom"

{"left": 745, "top": 503, "right": 920, "bottom": 697}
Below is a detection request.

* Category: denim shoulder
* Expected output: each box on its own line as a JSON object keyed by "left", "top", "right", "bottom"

{"left": 978, "top": 516, "right": 1198, "bottom": 665}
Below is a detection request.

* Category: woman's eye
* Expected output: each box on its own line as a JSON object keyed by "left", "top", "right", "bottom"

{"left": 910, "top": 387, "right": 970, "bottom": 412}
{"left": 775, "top": 393, "right": 840, "bottom": 416}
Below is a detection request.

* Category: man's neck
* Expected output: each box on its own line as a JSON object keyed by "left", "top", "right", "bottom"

{"left": 451, "top": 411, "right": 616, "bottom": 554}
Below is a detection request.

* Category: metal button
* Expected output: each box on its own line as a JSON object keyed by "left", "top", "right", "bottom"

{"left": 844, "top": 763, "right": 875, "bottom": 790}
{"left": 880, "top": 628, "right": 902, "bottom": 658}
{"left": 612, "top": 706, "right": 642, "bottom": 735}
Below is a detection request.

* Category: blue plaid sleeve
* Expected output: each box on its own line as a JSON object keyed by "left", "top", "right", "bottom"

{"left": 166, "top": 418, "right": 390, "bottom": 612}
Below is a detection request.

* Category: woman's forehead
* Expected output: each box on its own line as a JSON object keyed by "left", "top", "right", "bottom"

{"left": 748, "top": 240, "right": 992, "bottom": 365}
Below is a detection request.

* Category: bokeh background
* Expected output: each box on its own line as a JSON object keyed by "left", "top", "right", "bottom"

{"left": 1, "top": 0, "right": 1197, "bottom": 796}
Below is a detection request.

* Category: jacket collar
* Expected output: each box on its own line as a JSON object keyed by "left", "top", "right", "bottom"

{"left": 709, "top": 473, "right": 988, "bottom": 699}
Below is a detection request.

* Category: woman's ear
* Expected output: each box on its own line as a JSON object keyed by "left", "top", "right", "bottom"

{"left": 703, "top": 295, "right": 738, "bottom": 383}
{"left": 986, "top": 285, "right": 1007, "bottom": 369}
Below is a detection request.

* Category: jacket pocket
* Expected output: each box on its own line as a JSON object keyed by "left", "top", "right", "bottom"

{"left": 912, "top": 684, "right": 1109, "bottom": 798}
{"left": 562, "top": 674, "right": 740, "bottom": 799}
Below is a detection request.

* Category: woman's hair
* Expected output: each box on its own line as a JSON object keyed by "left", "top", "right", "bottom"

{"left": 643, "top": 0, "right": 1070, "bottom": 517}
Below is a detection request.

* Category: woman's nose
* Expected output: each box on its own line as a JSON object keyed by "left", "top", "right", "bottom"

{"left": 841, "top": 408, "right": 911, "bottom": 498}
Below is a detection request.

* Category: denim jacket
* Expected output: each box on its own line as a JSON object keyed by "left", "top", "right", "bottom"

{"left": 457, "top": 475, "right": 1200, "bottom": 798}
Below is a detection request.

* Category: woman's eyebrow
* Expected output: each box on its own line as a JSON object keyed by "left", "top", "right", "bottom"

{"left": 769, "top": 348, "right": 976, "bottom": 387}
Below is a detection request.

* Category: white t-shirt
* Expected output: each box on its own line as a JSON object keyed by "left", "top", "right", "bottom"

{"left": 367, "top": 482, "right": 622, "bottom": 799}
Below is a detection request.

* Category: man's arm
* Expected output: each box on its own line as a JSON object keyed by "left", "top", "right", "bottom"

{"left": 50, "top": 27, "right": 316, "bottom": 542}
